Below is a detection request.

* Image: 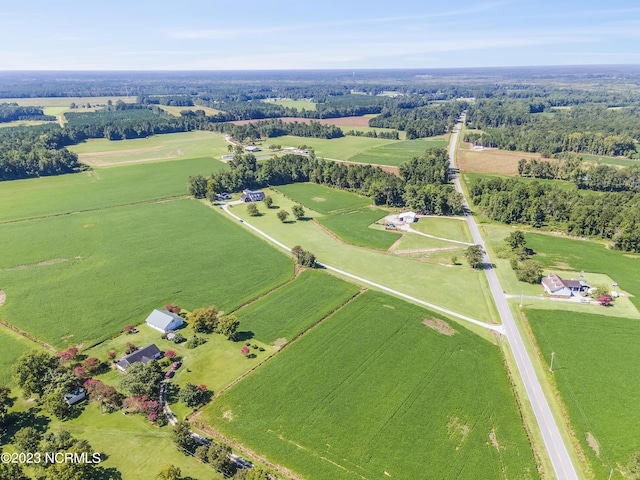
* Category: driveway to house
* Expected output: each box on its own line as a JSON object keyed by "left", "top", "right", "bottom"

{"left": 449, "top": 117, "right": 580, "bottom": 480}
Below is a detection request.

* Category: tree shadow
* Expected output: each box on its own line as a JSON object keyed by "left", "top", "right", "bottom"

{"left": 297, "top": 216, "right": 312, "bottom": 221}
{"left": 1, "top": 407, "right": 50, "bottom": 444}
{"left": 234, "top": 331, "right": 254, "bottom": 342}
{"left": 283, "top": 220, "right": 296, "bottom": 224}
{"left": 477, "top": 262, "right": 496, "bottom": 270}
{"left": 93, "top": 466, "right": 123, "bottom": 480}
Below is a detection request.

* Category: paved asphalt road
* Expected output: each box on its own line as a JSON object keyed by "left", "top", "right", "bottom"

{"left": 449, "top": 119, "right": 579, "bottom": 480}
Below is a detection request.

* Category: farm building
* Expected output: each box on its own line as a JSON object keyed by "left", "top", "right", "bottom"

{"left": 542, "top": 274, "right": 589, "bottom": 297}
{"left": 241, "top": 189, "right": 266, "bottom": 202}
{"left": 116, "top": 344, "right": 162, "bottom": 372}
{"left": 398, "top": 211, "right": 417, "bottom": 223}
{"left": 244, "top": 145, "right": 260, "bottom": 152}
{"left": 145, "top": 309, "right": 184, "bottom": 333}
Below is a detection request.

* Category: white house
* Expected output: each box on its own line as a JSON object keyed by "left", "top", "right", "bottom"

{"left": 542, "top": 274, "right": 589, "bottom": 297}
{"left": 398, "top": 211, "right": 417, "bottom": 224}
{"left": 145, "top": 309, "right": 184, "bottom": 333}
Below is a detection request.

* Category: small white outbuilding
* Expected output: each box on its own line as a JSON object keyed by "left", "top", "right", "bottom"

{"left": 145, "top": 309, "right": 184, "bottom": 333}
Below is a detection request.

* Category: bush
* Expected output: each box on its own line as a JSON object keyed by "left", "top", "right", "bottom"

{"left": 172, "top": 333, "right": 185, "bottom": 344}
{"left": 125, "top": 342, "right": 137, "bottom": 354}
{"left": 185, "top": 335, "right": 207, "bottom": 349}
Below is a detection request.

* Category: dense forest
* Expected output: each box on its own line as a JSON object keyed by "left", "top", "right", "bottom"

{"left": 0, "top": 126, "right": 83, "bottom": 180}
{"left": 190, "top": 147, "right": 463, "bottom": 215}
{"left": 470, "top": 177, "right": 640, "bottom": 252}
{"left": 209, "top": 119, "right": 345, "bottom": 141}
{"left": 0, "top": 103, "right": 55, "bottom": 123}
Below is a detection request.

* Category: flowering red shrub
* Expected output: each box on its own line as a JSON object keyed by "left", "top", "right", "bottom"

{"left": 123, "top": 395, "right": 163, "bottom": 424}
{"left": 58, "top": 346, "right": 79, "bottom": 361}
{"left": 73, "top": 365, "right": 86, "bottom": 378}
{"left": 123, "top": 325, "right": 135, "bottom": 334}
{"left": 165, "top": 350, "right": 177, "bottom": 359}
{"left": 84, "top": 378, "right": 121, "bottom": 407}
{"left": 198, "top": 384, "right": 207, "bottom": 392}
{"left": 597, "top": 295, "right": 612, "bottom": 306}
{"left": 83, "top": 357, "right": 101, "bottom": 374}
{"left": 107, "top": 351, "right": 116, "bottom": 361}
{"left": 241, "top": 346, "right": 250, "bottom": 356}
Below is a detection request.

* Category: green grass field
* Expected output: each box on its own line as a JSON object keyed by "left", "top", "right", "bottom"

{"left": 274, "top": 183, "right": 371, "bottom": 214}
{"left": 273, "top": 135, "right": 399, "bottom": 161}
{"left": 199, "top": 291, "right": 538, "bottom": 480}
{"left": 69, "top": 131, "right": 229, "bottom": 165}
{"left": 0, "top": 96, "right": 137, "bottom": 108}
{"left": 463, "top": 172, "right": 578, "bottom": 191}
{"left": 0, "top": 326, "right": 46, "bottom": 386}
{"left": 348, "top": 136, "right": 449, "bottom": 166}
{"left": 225, "top": 189, "right": 496, "bottom": 325}
{"left": 317, "top": 207, "right": 401, "bottom": 250}
{"left": 235, "top": 269, "right": 360, "bottom": 344}
{"left": 411, "top": 217, "right": 473, "bottom": 243}
{"left": 580, "top": 154, "right": 639, "bottom": 167}
{"left": 0, "top": 199, "right": 292, "bottom": 348}
{"left": 261, "top": 98, "right": 317, "bottom": 111}
{"left": 0, "top": 156, "right": 227, "bottom": 223}
{"left": 526, "top": 309, "right": 640, "bottom": 479}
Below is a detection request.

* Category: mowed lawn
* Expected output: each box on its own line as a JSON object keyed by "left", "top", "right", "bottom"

{"left": 411, "top": 216, "right": 473, "bottom": 243}
{"left": 527, "top": 309, "right": 640, "bottom": 479}
{"left": 199, "top": 292, "right": 538, "bottom": 480}
{"left": 274, "top": 183, "right": 371, "bottom": 214}
{"left": 235, "top": 269, "right": 360, "bottom": 344}
{"left": 0, "top": 156, "right": 227, "bottom": 222}
{"left": 69, "top": 131, "right": 229, "bottom": 165}
{"left": 348, "top": 136, "right": 449, "bottom": 166}
{"left": 0, "top": 199, "right": 292, "bottom": 348}
{"left": 317, "top": 207, "right": 402, "bottom": 250}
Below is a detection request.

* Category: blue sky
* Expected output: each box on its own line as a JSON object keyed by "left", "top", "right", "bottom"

{"left": 1, "top": 0, "right": 640, "bottom": 70}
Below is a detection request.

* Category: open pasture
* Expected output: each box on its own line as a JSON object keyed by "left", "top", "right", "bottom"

{"left": 273, "top": 183, "right": 371, "bottom": 214}
{"left": 348, "top": 136, "right": 449, "bottom": 166}
{"left": 272, "top": 135, "right": 399, "bottom": 161}
{"left": 199, "top": 291, "right": 538, "bottom": 480}
{"left": 235, "top": 269, "right": 360, "bottom": 344}
{"left": 579, "top": 153, "right": 639, "bottom": 167}
{"left": 317, "top": 207, "right": 401, "bottom": 250}
{"left": 0, "top": 156, "right": 227, "bottom": 223}
{"left": 457, "top": 144, "right": 539, "bottom": 175}
{"left": 411, "top": 216, "right": 473, "bottom": 243}
{"left": 0, "top": 326, "right": 46, "bottom": 386}
{"left": 224, "top": 190, "right": 496, "bottom": 324}
{"left": 0, "top": 199, "right": 292, "bottom": 348}
{"left": 526, "top": 309, "right": 640, "bottom": 479}
{"left": 69, "top": 131, "right": 229, "bottom": 166}
{"left": 0, "top": 96, "right": 137, "bottom": 108}
{"left": 261, "top": 98, "right": 317, "bottom": 111}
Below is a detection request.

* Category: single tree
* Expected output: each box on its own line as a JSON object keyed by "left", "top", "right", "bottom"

{"left": 177, "top": 383, "right": 206, "bottom": 408}
{"left": 597, "top": 295, "right": 612, "bottom": 306}
{"left": 187, "top": 174, "right": 207, "bottom": 199}
{"left": 263, "top": 195, "right": 273, "bottom": 208}
{"left": 504, "top": 231, "right": 526, "bottom": 250}
{"left": 13, "top": 426, "right": 42, "bottom": 453}
{"left": 515, "top": 259, "right": 544, "bottom": 284}
{"left": 464, "top": 245, "right": 485, "bottom": 269}
{"left": 247, "top": 203, "right": 259, "bottom": 216}
{"left": 172, "top": 420, "right": 198, "bottom": 454}
{"left": 207, "top": 440, "right": 236, "bottom": 477}
{"left": 13, "top": 350, "right": 58, "bottom": 398}
{"left": 216, "top": 314, "right": 240, "bottom": 340}
{"left": 450, "top": 255, "right": 458, "bottom": 265}
{"left": 292, "top": 204, "right": 305, "bottom": 220}
{"left": 41, "top": 390, "right": 72, "bottom": 420}
{"left": 277, "top": 210, "right": 290, "bottom": 222}
{"left": 189, "top": 305, "right": 220, "bottom": 333}
{"left": 156, "top": 464, "right": 182, "bottom": 480}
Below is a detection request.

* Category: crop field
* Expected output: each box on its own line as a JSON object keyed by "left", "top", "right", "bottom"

{"left": 457, "top": 144, "right": 544, "bottom": 175}
{"left": 411, "top": 216, "right": 473, "bottom": 243}
{"left": 579, "top": 154, "right": 639, "bottom": 167}
{"left": 224, "top": 190, "right": 496, "bottom": 324}
{"left": 274, "top": 183, "right": 371, "bottom": 214}
{"left": 0, "top": 199, "right": 292, "bottom": 348}
{"left": 526, "top": 309, "right": 640, "bottom": 479}
{"left": 0, "top": 96, "right": 137, "bottom": 108}
{"left": 199, "top": 291, "right": 538, "bottom": 480}
{"left": 317, "top": 207, "right": 401, "bottom": 250}
{"left": 348, "top": 136, "right": 449, "bottom": 166}
{"left": 261, "top": 98, "right": 317, "bottom": 110}
{"left": 0, "top": 326, "right": 45, "bottom": 386}
{"left": 69, "top": 131, "right": 229, "bottom": 166}
{"left": 235, "top": 270, "right": 360, "bottom": 344}
{"left": 0, "top": 156, "right": 227, "bottom": 223}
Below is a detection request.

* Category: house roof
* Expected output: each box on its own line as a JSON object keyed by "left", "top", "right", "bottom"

{"left": 145, "top": 309, "right": 183, "bottom": 331}
{"left": 116, "top": 344, "right": 161, "bottom": 370}
{"left": 399, "top": 211, "right": 416, "bottom": 219}
{"left": 241, "top": 189, "right": 265, "bottom": 202}
{"left": 542, "top": 274, "right": 567, "bottom": 292}
{"left": 563, "top": 279, "right": 583, "bottom": 289}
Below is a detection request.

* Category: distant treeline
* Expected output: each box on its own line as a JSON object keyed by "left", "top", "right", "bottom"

{"left": 210, "top": 119, "right": 345, "bottom": 141}
{"left": 518, "top": 157, "right": 640, "bottom": 193}
{"left": 0, "top": 127, "right": 83, "bottom": 180}
{"left": 0, "top": 103, "right": 55, "bottom": 123}
{"left": 470, "top": 177, "right": 640, "bottom": 252}
{"left": 190, "top": 147, "right": 462, "bottom": 215}
{"left": 370, "top": 101, "right": 465, "bottom": 139}
{"left": 465, "top": 99, "right": 640, "bottom": 157}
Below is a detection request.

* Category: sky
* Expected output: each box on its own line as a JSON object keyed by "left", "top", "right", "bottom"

{"left": 1, "top": 0, "right": 640, "bottom": 70}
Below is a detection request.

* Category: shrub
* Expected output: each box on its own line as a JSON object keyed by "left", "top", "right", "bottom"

{"left": 172, "top": 333, "right": 185, "bottom": 344}
{"left": 125, "top": 342, "right": 137, "bottom": 354}
{"left": 185, "top": 335, "right": 206, "bottom": 349}
{"left": 241, "top": 346, "right": 250, "bottom": 356}
{"left": 123, "top": 325, "right": 136, "bottom": 334}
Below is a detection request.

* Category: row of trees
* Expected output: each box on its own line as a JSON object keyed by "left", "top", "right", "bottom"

{"left": 211, "top": 118, "right": 345, "bottom": 141}
{"left": 190, "top": 148, "right": 463, "bottom": 214}
{"left": 0, "top": 102, "right": 55, "bottom": 123}
{"left": 344, "top": 129, "right": 399, "bottom": 139}
{"left": 470, "top": 177, "right": 640, "bottom": 252}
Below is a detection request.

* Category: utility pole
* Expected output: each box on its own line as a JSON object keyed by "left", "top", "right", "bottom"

{"left": 549, "top": 352, "right": 556, "bottom": 372}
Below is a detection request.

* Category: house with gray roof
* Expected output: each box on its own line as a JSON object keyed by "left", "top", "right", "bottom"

{"left": 145, "top": 309, "right": 184, "bottom": 333}
{"left": 241, "top": 189, "right": 266, "bottom": 202}
{"left": 116, "top": 344, "right": 162, "bottom": 372}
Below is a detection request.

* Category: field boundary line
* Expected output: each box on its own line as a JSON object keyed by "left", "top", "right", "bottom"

{"left": 0, "top": 319, "right": 56, "bottom": 351}
{"left": 0, "top": 195, "right": 188, "bottom": 225}
{"left": 220, "top": 203, "right": 504, "bottom": 334}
